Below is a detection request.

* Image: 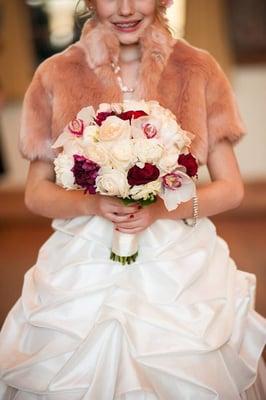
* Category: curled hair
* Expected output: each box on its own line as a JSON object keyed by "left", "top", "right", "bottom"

{"left": 75, "top": 0, "right": 95, "bottom": 28}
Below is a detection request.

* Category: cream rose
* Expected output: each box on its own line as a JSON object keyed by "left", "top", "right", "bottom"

{"left": 85, "top": 143, "right": 110, "bottom": 167}
{"left": 54, "top": 154, "right": 78, "bottom": 190}
{"left": 129, "top": 180, "right": 161, "bottom": 201}
{"left": 96, "top": 168, "right": 130, "bottom": 198}
{"left": 134, "top": 138, "right": 163, "bottom": 164}
{"left": 110, "top": 140, "right": 135, "bottom": 170}
{"left": 99, "top": 116, "right": 131, "bottom": 142}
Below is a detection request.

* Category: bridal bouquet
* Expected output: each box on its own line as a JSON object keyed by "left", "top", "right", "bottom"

{"left": 52, "top": 100, "right": 198, "bottom": 264}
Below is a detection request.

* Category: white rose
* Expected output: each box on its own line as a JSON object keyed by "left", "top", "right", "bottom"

{"left": 148, "top": 101, "right": 176, "bottom": 121}
{"left": 129, "top": 180, "right": 161, "bottom": 201}
{"left": 147, "top": 102, "right": 190, "bottom": 148}
{"left": 54, "top": 153, "right": 78, "bottom": 190}
{"left": 99, "top": 116, "right": 131, "bottom": 142}
{"left": 96, "top": 168, "right": 130, "bottom": 198}
{"left": 85, "top": 143, "right": 110, "bottom": 167}
{"left": 173, "top": 130, "right": 193, "bottom": 152}
{"left": 134, "top": 138, "right": 163, "bottom": 164}
{"left": 123, "top": 100, "right": 150, "bottom": 114}
{"left": 110, "top": 140, "right": 135, "bottom": 170}
{"left": 158, "top": 151, "right": 179, "bottom": 173}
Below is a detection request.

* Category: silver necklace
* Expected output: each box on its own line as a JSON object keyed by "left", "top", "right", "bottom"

{"left": 111, "top": 62, "right": 135, "bottom": 93}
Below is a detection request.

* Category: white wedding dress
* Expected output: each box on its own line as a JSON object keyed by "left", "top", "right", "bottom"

{"left": 0, "top": 215, "right": 265, "bottom": 400}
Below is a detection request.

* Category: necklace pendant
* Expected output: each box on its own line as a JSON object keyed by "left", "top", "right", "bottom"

{"left": 111, "top": 62, "right": 135, "bottom": 94}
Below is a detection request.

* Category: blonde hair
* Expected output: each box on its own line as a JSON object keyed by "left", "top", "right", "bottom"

{"left": 75, "top": 0, "right": 172, "bottom": 35}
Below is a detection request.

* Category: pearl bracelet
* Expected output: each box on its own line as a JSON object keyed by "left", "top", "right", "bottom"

{"left": 183, "top": 195, "right": 199, "bottom": 227}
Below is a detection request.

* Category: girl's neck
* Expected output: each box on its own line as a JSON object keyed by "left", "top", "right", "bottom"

{"left": 118, "top": 43, "right": 142, "bottom": 65}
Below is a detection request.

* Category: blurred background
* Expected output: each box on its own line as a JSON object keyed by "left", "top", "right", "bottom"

{"left": 0, "top": 0, "right": 265, "bottom": 327}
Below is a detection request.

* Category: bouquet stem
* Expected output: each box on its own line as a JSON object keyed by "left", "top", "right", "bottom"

{"left": 110, "top": 251, "right": 138, "bottom": 265}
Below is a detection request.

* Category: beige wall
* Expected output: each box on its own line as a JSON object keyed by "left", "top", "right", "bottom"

{"left": 185, "top": 0, "right": 233, "bottom": 77}
{"left": 0, "top": 0, "right": 35, "bottom": 101}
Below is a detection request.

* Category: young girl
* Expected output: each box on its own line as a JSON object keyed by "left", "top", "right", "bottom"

{"left": 0, "top": 0, "right": 265, "bottom": 399}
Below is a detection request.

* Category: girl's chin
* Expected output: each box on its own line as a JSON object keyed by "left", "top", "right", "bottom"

{"left": 117, "top": 36, "right": 141, "bottom": 45}
{"left": 114, "top": 29, "right": 145, "bottom": 45}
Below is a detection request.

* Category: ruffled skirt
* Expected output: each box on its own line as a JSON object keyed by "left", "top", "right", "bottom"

{"left": 0, "top": 216, "right": 265, "bottom": 399}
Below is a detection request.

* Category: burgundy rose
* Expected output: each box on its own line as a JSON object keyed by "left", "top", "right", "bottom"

{"left": 178, "top": 153, "right": 198, "bottom": 177}
{"left": 71, "top": 155, "right": 100, "bottom": 194}
{"left": 95, "top": 111, "right": 116, "bottom": 126}
{"left": 127, "top": 163, "right": 160, "bottom": 186}
{"left": 68, "top": 118, "right": 84, "bottom": 136}
{"left": 119, "top": 110, "right": 148, "bottom": 122}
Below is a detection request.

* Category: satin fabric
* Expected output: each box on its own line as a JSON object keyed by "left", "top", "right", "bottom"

{"left": 0, "top": 216, "right": 265, "bottom": 399}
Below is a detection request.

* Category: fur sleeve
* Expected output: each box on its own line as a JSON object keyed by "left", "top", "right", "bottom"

{"left": 206, "top": 54, "right": 246, "bottom": 153}
{"left": 19, "top": 63, "right": 55, "bottom": 161}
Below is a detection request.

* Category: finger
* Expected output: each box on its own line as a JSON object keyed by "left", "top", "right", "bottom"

{"left": 115, "top": 221, "right": 139, "bottom": 229}
{"left": 110, "top": 214, "right": 136, "bottom": 223}
{"left": 115, "top": 218, "right": 144, "bottom": 229}
{"left": 116, "top": 226, "right": 144, "bottom": 234}
{"left": 117, "top": 205, "right": 141, "bottom": 214}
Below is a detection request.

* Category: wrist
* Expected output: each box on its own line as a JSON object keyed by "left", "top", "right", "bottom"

{"left": 80, "top": 191, "right": 99, "bottom": 216}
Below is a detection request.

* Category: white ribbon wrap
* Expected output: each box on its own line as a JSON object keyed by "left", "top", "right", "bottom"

{"left": 112, "top": 230, "right": 139, "bottom": 257}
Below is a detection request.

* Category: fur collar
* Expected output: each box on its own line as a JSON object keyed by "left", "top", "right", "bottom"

{"left": 78, "top": 19, "right": 176, "bottom": 100}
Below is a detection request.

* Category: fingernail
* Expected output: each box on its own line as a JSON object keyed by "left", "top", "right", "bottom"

{"left": 130, "top": 214, "right": 134, "bottom": 219}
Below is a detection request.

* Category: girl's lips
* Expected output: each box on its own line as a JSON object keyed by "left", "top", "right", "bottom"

{"left": 113, "top": 20, "right": 142, "bottom": 33}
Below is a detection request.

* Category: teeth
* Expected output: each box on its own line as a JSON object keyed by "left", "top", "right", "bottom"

{"left": 116, "top": 22, "right": 139, "bottom": 28}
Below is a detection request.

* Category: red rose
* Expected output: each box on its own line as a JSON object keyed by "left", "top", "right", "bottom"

{"left": 95, "top": 111, "right": 116, "bottom": 126}
{"left": 127, "top": 163, "right": 160, "bottom": 186}
{"left": 119, "top": 110, "right": 148, "bottom": 122}
{"left": 178, "top": 153, "right": 198, "bottom": 177}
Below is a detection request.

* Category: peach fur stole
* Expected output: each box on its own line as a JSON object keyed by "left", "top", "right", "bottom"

{"left": 19, "top": 19, "right": 246, "bottom": 166}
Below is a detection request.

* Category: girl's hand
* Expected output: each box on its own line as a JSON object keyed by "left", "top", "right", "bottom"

{"left": 114, "top": 198, "right": 168, "bottom": 234}
{"left": 94, "top": 195, "right": 140, "bottom": 223}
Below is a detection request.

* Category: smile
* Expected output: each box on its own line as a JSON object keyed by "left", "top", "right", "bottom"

{"left": 113, "top": 20, "right": 142, "bottom": 32}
